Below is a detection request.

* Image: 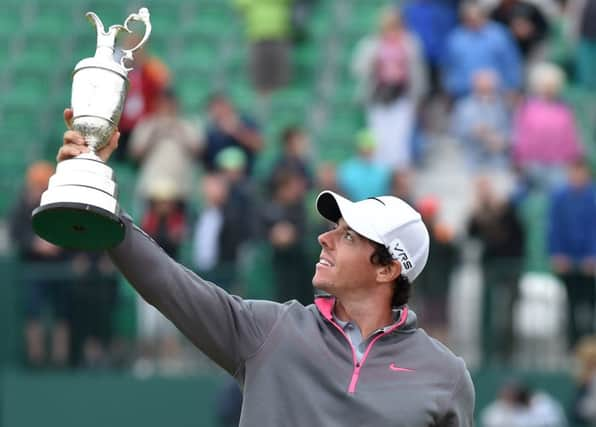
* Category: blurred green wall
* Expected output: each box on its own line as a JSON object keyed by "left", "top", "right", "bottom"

{"left": 1, "top": 371, "right": 223, "bottom": 427}
{"left": 0, "top": 367, "right": 578, "bottom": 427}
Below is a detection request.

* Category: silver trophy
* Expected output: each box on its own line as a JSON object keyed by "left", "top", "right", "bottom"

{"left": 32, "top": 8, "right": 151, "bottom": 250}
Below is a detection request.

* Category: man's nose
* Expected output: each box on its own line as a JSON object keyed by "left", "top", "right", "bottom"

{"left": 317, "top": 230, "right": 333, "bottom": 248}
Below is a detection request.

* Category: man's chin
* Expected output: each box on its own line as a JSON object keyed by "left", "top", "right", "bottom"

{"left": 312, "top": 277, "right": 331, "bottom": 292}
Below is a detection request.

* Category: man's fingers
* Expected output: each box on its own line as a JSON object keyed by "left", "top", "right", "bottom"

{"left": 63, "top": 130, "right": 86, "bottom": 146}
{"left": 63, "top": 108, "right": 74, "bottom": 130}
{"left": 97, "top": 130, "right": 120, "bottom": 162}
{"left": 57, "top": 144, "right": 89, "bottom": 162}
{"left": 109, "top": 131, "right": 120, "bottom": 150}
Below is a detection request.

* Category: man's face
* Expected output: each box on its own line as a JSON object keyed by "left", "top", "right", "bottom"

{"left": 209, "top": 98, "right": 233, "bottom": 122}
{"left": 313, "top": 218, "right": 379, "bottom": 295}
{"left": 569, "top": 164, "right": 591, "bottom": 187}
{"left": 462, "top": 5, "right": 485, "bottom": 30}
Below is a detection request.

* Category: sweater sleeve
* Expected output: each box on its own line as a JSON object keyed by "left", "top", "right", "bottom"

{"left": 438, "top": 360, "right": 475, "bottom": 427}
{"left": 108, "top": 215, "right": 288, "bottom": 375}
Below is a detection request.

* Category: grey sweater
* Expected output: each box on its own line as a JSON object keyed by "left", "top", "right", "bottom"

{"left": 109, "top": 216, "right": 475, "bottom": 426}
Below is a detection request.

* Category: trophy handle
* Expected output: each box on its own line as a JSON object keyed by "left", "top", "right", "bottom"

{"left": 86, "top": 12, "right": 127, "bottom": 57}
{"left": 86, "top": 12, "right": 107, "bottom": 36}
{"left": 120, "top": 8, "right": 152, "bottom": 72}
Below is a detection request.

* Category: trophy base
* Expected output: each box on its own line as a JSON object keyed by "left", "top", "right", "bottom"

{"left": 32, "top": 202, "right": 125, "bottom": 251}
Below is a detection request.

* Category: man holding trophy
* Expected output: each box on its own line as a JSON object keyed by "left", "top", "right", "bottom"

{"left": 39, "top": 7, "right": 474, "bottom": 427}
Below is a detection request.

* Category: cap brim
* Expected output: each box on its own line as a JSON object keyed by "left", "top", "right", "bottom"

{"left": 316, "top": 191, "right": 346, "bottom": 223}
{"left": 315, "top": 191, "right": 383, "bottom": 244}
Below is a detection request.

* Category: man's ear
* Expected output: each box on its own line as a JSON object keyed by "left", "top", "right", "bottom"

{"left": 376, "top": 260, "right": 401, "bottom": 284}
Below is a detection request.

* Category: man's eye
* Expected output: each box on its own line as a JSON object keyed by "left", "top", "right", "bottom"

{"left": 344, "top": 232, "right": 353, "bottom": 241}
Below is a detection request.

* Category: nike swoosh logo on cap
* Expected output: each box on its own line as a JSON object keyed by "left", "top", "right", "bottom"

{"left": 389, "top": 363, "right": 415, "bottom": 372}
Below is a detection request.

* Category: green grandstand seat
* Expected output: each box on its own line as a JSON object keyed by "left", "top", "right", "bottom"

{"left": 0, "top": 125, "right": 43, "bottom": 165}
{"left": 316, "top": 122, "right": 358, "bottom": 163}
{"left": 344, "top": 5, "right": 379, "bottom": 37}
{"left": 10, "top": 45, "right": 57, "bottom": 70}
{"left": 310, "top": 12, "right": 332, "bottom": 41}
{"left": 330, "top": 108, "right": 365, "bottom": 134}
{"left": 83, "top": 4, "right": 126, "bottom": 29}
{"left": 329, "top": 80, "right": 358, "bottom": 107}
{"left": 148, "top": 36, "right": 176, "bottom": 60}
{"left": 0, "top": 8, "right": 23, "bottom": 37}
{"left": 142, "top": 0, "right": 182, "bottom": 19}
{"left": 3, "top": 73, "right": 51, "bottom": 109}
{"left": 222, "top": 48, "right": 247, "bottom": 75}
{"left": 195, "top": 8, "right": 237, "bottom": 35}
{"left": 545, "top": 18, "right": 575, "bottom": 70}
{"left": 27, "top": 13, "right": 71, "bottom": 36}
{"left": 228, "top": 83, "right": 256, "bottom": 112}
{"left": 239, "top": 242, "right": 276, "bottom": 300}
{"left": 293, "top": 45, "right": 318, "bottom": 85}
{"left": 0, "top": 38, "right": 12, "bottom": 65}
{"left": 270, "top": 87, "right": 312, "bottom": 116}
{"left": 111, "top": 163, "right": 138, "bottom": 214}
{"left": 172, "top": 55, "right": 217, "bottom": 84}
{"left": 71, "top": 26, "right": 96, "bottom": 49}
{"left": 177, "top": 79, "right": 212, "bottom": 112}
{"left": 149, "top": 13, "right": 181, "bottom": 40}
{"left": 519, "top": 191, "right": 550, "bottom": 273}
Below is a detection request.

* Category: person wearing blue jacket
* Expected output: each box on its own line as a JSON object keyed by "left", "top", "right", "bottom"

{"left": 549, "top": 159, "right": 596, "bottom": 348}
{"left": 442, "top": 2, "right": 522, "bottom": 99}
{"left": 402, "top": 0, "right": 458, "bottom": 95}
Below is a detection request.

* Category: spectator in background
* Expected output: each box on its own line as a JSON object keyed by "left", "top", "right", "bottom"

{"left": 202, "top": 147, "right": 258, "bottom": 291}
{"left": 234, "top": 0, "right": 292, "bottom": 98}
{"left": 261, "top": 170, "right": 312, "bottom": 305}
{"left": 401, "top": 0, "right": 459, "bottom": 95}
{"left": 412, "top": 196, "right": 457, "bottom": 344}
{"left": 512, "top": 62, "right": 583, "bottom": 189}
{"left": 9, "top": 162, "right": 71, "bottom": 368}
{"left": 573, "top": 336, "right": 596, "bottom": 426}
{"left": 352, "top": 6, "right": 427, "bottom": 170}
{"left": 337, "top": 129, "right": 391, "bottom": 201}
{"left": 136, "top": 178, "right": 192, "bottom": 376}
{"left": 467, "top": 175, "right": 525, "bottom": 365}
{"left": 215, "top": 377, "right": 243, "bottom": 427}
{"left": 442, "top": 2, "right": 522, "bottom": 99}
{"left": 203, "top": 93, "right": 263, "bottom": 176}
{"left": 267, "top": 125, "right": 313, "bottom": 192}
{"left": 140, "top": 178, "right": 187, "bottom": 259}
{"left": 390, "top": 169, "right": 415, "bottom": 206}
{"left": 289, "top": 0, "right": 318, "bottom": 44}
{"left": 117, "top": 34, "right": 170, "bottom": 162}
{"left": 128, "top": 88, "right": 202, "bottom": 208}
{"left": 548, "top": 159, "right": 596, "bottom": 349}
{"left": 451, "top": 69, "right": 511, "bottom": 172}
{"left": 192, "top": 172, "right": 236, "bottom": 290}
{"left": 308, "top": 163, "right": 341, "bottom": 239}
{"left": 567, "top": 0, "right": 596, "bottom": 91}
{"left": 69, "top": 252, "right": 118, "bottom": 370}
{"left": 481, "top": 379, "right": 568, "bottom": 427}
{"left": 490, "top": 0, "right": 549, "bottom": 60}
{"left": 315, "top": 163, "right": 340, "bottom": 194}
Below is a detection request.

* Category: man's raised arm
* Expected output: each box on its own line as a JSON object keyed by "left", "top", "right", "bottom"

{"left": 59, "top": 109, "right": 288, "bottom": 375}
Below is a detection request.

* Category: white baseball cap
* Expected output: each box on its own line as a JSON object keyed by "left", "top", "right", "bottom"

{"left": 316, "top": 191, "right": 430, "bottom": 282}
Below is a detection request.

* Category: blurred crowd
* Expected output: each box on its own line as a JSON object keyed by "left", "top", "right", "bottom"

{"left": 5, "top": 0, "right": 596, "bottom": 423}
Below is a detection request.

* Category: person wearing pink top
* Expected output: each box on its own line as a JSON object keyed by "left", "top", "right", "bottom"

{"left": 512, "top": 63, "right": 583, "bottom": 188}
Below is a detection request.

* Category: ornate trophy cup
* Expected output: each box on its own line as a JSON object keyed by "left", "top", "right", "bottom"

{"left": 32, "top": 8, "right": 151, "bottom": 250}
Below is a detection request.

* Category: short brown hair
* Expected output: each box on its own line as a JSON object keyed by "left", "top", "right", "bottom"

{"left": 370, "top": 242, "right": 411, "bottom": 306}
